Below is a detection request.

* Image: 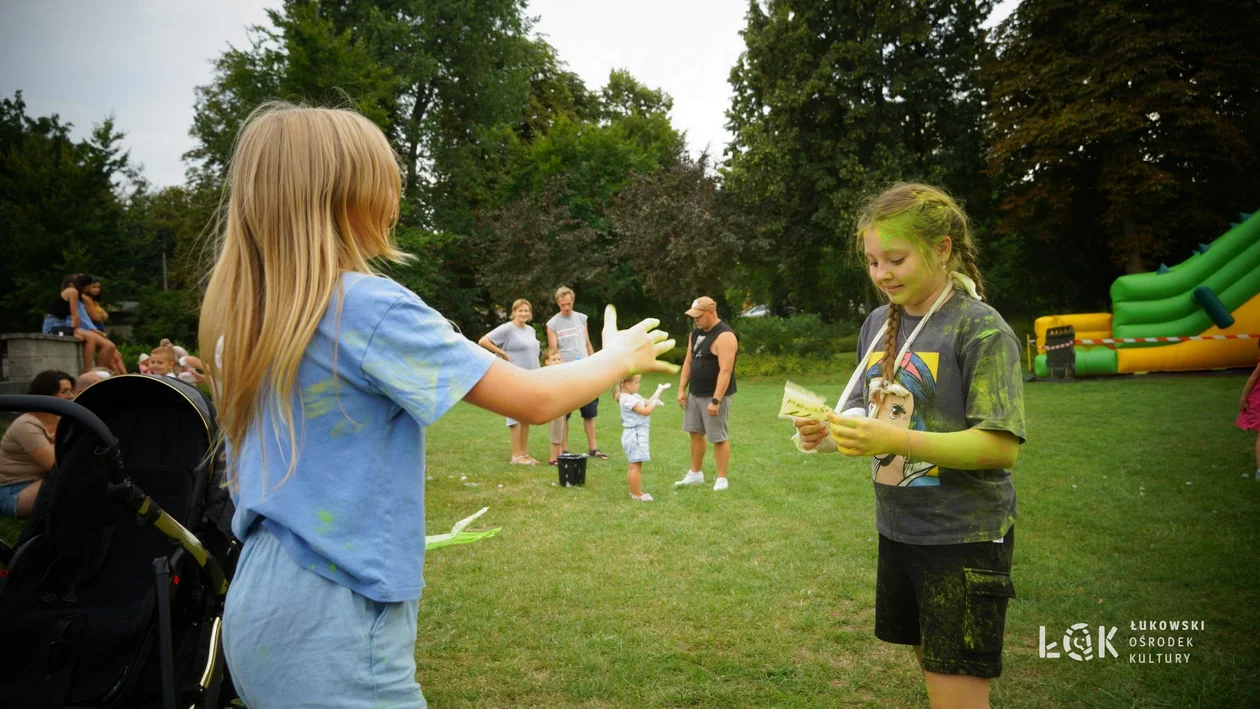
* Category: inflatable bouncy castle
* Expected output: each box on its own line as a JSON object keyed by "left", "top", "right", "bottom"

{"left": 1034, "top": 212, "right": 1260, "bottom": 377}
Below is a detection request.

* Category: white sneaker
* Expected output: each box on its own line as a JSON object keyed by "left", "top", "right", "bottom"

{"left": 630, "top": 492, "right": 654, "bottom": 502}
{"left": 675, "top": 471, "right": 705, "bottom": 487}
{"left": 713, "top": 477, "right": 729, "bottom": 491}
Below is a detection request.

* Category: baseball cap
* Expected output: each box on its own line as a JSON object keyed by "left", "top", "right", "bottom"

{"left": 685, "top": 296, "right": 717, "bottom": 317}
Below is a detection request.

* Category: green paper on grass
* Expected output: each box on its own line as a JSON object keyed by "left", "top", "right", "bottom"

{"left": 425, "top": 507, "right": 501, "bottom": 551}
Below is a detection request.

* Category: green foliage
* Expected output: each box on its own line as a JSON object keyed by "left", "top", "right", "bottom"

{"left": 131, "top": 288, "right": 200, "bottom": 347}
{"left": 606, "top": 153, "right": 760, "bottom": 316}
{"left": 386, "top": 225, "right": 489, "bottom": 334}
{"left": 732, "top": 314, "right": 858, "bottom": 359}
{"left": 0, "top": 92, "right": 160, "bottom": 333}
{"left": 518, "top": 40, "right": 599, "bottom": 143}
{"left": 723, "top": 0, "right": 995, "bottom": 321}
{"left": 986, "top": 0, "right": 1260, "bottom": 289}
{"left": 734, "top": 352, "right": 856, "bottom": 378}
{"left": 117, "top": 341, "right": 154, "bottom": 373}
{"left": 475, "top": 75, "right": 693, "bottom": 333}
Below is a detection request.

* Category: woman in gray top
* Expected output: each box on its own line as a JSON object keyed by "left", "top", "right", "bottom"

{"left": 478, "top": 299, "right": 543, "bottom": 464}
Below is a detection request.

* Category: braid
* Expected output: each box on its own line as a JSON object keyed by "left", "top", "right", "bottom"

{"left": 953, "top": 238, "right": 987, "bottom": 300}
{"left": 879, "top": 304, "right": 903, "bottom": 382}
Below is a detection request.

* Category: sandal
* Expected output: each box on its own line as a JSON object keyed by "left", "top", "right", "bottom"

{"left": 510, "top": 456, "right": 534, "bottom": 465}
{"left": 548, "top": 458, "right": 558, "bottom": 466}
{"left": 588, "top": 449, "right": 609, "bottom": 460}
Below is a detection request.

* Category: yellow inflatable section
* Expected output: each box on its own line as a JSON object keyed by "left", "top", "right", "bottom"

{"left": 1116, "top": 293, "right": 1260, "bottom": 373}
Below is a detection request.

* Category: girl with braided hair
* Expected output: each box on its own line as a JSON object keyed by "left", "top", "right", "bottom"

{"left": 793, "top": 182, "right": 1025, "bottom": 707}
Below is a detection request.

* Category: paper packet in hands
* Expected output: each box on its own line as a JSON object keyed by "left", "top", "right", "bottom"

{"left": 778, "top": 381, "right": 834, "bottom": 422}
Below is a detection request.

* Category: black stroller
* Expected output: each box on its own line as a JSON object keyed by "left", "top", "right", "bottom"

{"left": 0, "top": 374, "right": 239, "bottom": 708}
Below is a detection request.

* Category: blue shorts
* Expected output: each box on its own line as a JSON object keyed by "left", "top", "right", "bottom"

{"left": 41, "top": 315, "right": 74, "bottom": 335}
{"left": 621, "top": 427, "right": 650, "bottom": 463}
{"left": 0, "top": 481, "right": 33, "bottom": 517}
{"left": 223, "top": 525, "right": 427, "bottom": 708}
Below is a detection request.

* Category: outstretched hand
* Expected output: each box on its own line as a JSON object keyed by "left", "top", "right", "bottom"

{"left": 601, "top": 305, "right": 679, "bottom": 375}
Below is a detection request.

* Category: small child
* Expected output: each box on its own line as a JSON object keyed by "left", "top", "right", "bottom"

{"left": 147, "top": 345, "right": 178, "bottom": 378}
{"left": 615, "top": 374, "right": 669, "bottom": 502}
{"left": 544, "top": 348, "right": 567, "bottom": 466}
{"left": 1236, "top": 342, "right": 1260, "bottom": 481}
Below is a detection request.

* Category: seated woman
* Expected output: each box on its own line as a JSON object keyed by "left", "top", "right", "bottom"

{"left": 76, "top": 275, "right": 126, "bottom": 374}
{"left": 80, "top": 275, "right": 109, "bottom": 327}
{"left": 42, "top": 274, "right": 122, "bottom": 374}
{"left": 0, "top": 370, "right": 74, "bottom": 519}
{"left": 41, "top": 273, "right": 80, "bottom": 335}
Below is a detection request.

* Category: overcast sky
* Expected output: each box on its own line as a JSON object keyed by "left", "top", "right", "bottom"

{"left": 0, "top": 0, "right": 1020, "bottom": 189}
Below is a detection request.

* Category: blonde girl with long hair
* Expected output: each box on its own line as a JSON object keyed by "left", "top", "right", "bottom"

{"left": 793, "top": 183, "right": 1025, "bottom": 709}
{"left": 203, "top": 103, "right": 677, "bottom": 708}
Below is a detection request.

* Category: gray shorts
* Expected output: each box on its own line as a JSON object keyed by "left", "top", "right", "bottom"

{"left": 621, "top": 426, "right": 650, "bottom": 463}
{"left": 683, "top": 394, "right": 731, "bottom": 443}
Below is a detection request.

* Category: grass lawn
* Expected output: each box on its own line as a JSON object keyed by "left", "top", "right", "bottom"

{"left": 4, "top": 372, "right": 1259, "bottom": 707}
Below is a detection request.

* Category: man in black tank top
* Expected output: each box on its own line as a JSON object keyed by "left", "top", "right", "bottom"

{"left": 676, "top": 296, "right": 739, "bottom": 491}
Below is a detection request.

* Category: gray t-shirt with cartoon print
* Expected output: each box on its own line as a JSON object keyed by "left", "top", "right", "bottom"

{"left": 841, "top": 292, "right": 1026, "bottom": 545}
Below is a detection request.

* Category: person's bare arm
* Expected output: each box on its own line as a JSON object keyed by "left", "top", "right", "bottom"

{"left": 677, "top": 332, "right": 694, "bottom": 407}
{"left": 28, "top": 444, "right": 55, "bottom": 472}
{"left": 83, "top": 295, "right": 106, "bottom": 324}
{"left": 827, "top": 416, "right": 1021, "bottom": 470}
{"left": 477, "top": 333, "right": 510, "bottom": 362}
{"left": 67, "top": 289, "right": 81, "bottom": 329}
{"left": 1242, "top": 364, "right": 1260, "bottom": 410}
{"left": 584, "top": 322, "right": 595, "bottom": 357}
{"left": 710, "top": 331, "right": 737, "bottom": 402}
{"left": 547, "top": 326, "right": 558, "bottom": 353}
{"left": 632, "top": 400, "right": 659, "bottom": 415}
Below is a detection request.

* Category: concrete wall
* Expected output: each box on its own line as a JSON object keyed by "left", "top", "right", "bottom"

{"left": 1, "top": 334, "right": 83, "bottom": 390}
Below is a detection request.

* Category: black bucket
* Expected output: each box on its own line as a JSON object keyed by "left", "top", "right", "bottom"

{"left": 557, "top": 453, "right": 587, "bottom": 487}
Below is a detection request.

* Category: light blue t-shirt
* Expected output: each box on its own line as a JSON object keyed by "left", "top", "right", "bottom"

{"left": 619, "top": 392, "right": 651, "bottom": 430}
{"left": 229, "top": 272, "right": 495, "bottom": 602}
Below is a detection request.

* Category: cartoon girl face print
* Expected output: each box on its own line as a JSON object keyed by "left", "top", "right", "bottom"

{"left": 866, "top": 351, "right": 940, "bottom": 487}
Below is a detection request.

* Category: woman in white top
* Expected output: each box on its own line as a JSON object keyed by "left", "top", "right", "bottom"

{"left": 478, "top": 299, "right": 543, "bottom": 464}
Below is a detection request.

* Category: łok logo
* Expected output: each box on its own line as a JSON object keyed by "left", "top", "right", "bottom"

{"left": 1040, "top": 623, "right": 1118, "bottom": 661}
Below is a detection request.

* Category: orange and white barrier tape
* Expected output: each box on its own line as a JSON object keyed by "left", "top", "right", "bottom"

{"left": 1044, "top": 333, "right": 1258, "bottom": 351}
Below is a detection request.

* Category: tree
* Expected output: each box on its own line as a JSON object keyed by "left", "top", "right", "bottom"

{"left": 0, "top": 93, "right": 155, "bottom": 333}
{"left": 986, "top": 0, "right": 1260, "bottom": 286}
{"left": 517, "top": 40, "right": 600, "bottom": 143}
{"left": 607, "top": 153, "right": 758, "bottom": 319}
{"left": 184, "top": 0, "right": 541, "bottom": 330}
{"left": 723, "top": 0, "right": 994, "bottom": 320}
{"left": 474, "top": 70, "right": 687, "bottom": 332}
